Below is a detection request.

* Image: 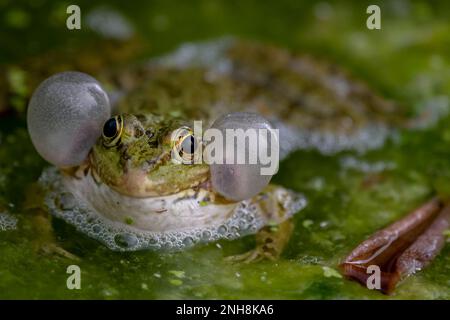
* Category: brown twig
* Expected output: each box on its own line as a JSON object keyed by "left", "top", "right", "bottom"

{"left": 340, "top": 197, "right": 450, "bottom": 294}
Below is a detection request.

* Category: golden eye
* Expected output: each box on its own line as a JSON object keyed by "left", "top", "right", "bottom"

{"left": 180, "top": 135, "right": 196, "bottom": 155}
{"left": 171, "top": 127, "right": 197, "bottom": 164}
{"left": 102, "top": 115, "right": 123, "bottom": 147}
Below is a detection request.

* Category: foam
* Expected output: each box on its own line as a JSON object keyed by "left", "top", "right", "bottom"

{"left": 40, "top": 167, "right": 306, "bottom": 251}
{"left": 340, "top": 156, "right": 396, "bottom": 173}
{"left": 275, "top": 120, "right": 392, "bottom": 159}
{"left": 0, "top": 211, "right": 18, "bottom": 232}
{"left": 154, "top": 37, "right": 233, "bottom": 75}
{"left": 409, "top": 95, "right": 449, "bottom": 129}
{"left": 86, "top": 7, "right": 134, "bottom": 40}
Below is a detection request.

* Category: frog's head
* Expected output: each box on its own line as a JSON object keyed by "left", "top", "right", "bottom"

{"left": 90, "top": 113, "right": 209, "bottom": 197}
{"left": 27, "top": 72, "right": 274, "bottom": 202}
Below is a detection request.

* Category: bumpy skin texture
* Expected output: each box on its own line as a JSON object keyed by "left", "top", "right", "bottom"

{"left": 91, "top": 113, "right": 209, "bottom": 197}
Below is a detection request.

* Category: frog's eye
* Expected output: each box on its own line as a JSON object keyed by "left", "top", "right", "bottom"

{"left": 171, "top": 127, "right": 198, "bottom": 164}
{"left": 180, "top": 135, "right": 196, "bottom": 155}
{"left": 102, "top": 115, "right": 123, "bottom": 147}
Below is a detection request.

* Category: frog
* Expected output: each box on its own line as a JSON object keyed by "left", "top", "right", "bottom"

{"left": 28, "top": 38, "right": 415, "bottom": 262}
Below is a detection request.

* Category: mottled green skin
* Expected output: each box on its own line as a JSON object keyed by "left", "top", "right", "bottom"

{"left": 91, "top": 113, "right": 209, "bottom": 197}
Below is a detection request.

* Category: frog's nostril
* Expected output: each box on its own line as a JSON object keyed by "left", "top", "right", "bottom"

{"left": 145, "top": 130, "right": 154, "bottom": 139}
{"left": 134, "top": 126, "right": 144, "bottom": 138}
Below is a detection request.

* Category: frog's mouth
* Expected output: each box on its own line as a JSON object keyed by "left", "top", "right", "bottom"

{"left": 88, "top": 147, "right": 210, "bottom": 199}
{"left": 140, "top": 150, "right": 173, "bottom": 172}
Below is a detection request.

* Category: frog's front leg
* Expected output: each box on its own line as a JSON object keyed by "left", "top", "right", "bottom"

{"left": 30, "top": 208, "right": 79, "bottom": 260}
{"left": 225, "top": 185, "right": 303, "bottom": 263}
{"left": 25, "top": 184, "right": 79, "bottom": 260}
{"left": 225, "top": 218, "right": 294, "bottom": 263}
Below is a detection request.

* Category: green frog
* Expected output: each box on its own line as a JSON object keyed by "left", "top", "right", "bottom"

{"left": 29, "top": 38, "right": 411, "bottom": 262}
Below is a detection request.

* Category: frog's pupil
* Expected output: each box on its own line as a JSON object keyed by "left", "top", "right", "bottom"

{"left": 103, "top": 118, "right": 117, "bottom": 138}
{"left": 181, "top": 135, "right": 196, "bottom": 154}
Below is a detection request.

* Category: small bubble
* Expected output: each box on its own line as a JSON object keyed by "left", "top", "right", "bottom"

{"left": 92, "top": 224, "right": 101, "bottom": 233}
{"left": 230, "top": 226, "right": 239, "bottom": 234}
{"left": 183, "top": 236, "right": 194, "bottom": 246}
{"left": 114, "top": 233, "right": 138, "bottom": 249}
{"left": 217, "top": 225, "right": 227, "bottom": 234}
{"left": 202, "top": 230, "right": 211, "bottom": 240}
{"left": 57, "top": 192, "right": 76, "bottom": 210}
{"left": 162, "top": 241, "right": 173, "bottom": 249}
{"left": 238, "top": 219, "right": 248, "bottom": 229}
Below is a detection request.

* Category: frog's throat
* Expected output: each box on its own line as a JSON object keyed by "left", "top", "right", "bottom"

{"left": 39, "top": 167, "right": 307, "bottom": 251}
{"left": 87, "top": 147, "right": 209, "bottom": 198}
{"left": 68, "top": 169, "right": 239, "bottom": 232}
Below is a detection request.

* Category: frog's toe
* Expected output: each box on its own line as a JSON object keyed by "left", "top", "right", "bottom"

{"left": 38, "top": 243, "right": 80, "bottom": 261}
{"left": 225, "top": 219, "right": 294, "bottom": 263}
{"left": 224, "top": 245, "right": 278, "bottom": 264}
{"left": 224, "top": 250, "right": 261, "bottom": 264}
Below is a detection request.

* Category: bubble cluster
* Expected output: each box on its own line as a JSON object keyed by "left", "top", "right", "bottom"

{"left": 86, "top": 7, "right": 134, "bottom": 40}
{"left": 275, "top": 121, "right": 392, "bottom": 159}
{"left": 340, "top": 156, "right": 396, "bottom": 173}
{"left": 0, "top": 212, "right": 18, "bottom": 232}
{"left": 155, "top": 37, "right": 233, "bottom": 75}
{"left": 39, "top": 168, "right": 306, "bottom": 252}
